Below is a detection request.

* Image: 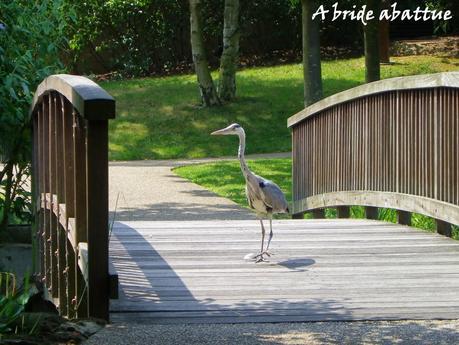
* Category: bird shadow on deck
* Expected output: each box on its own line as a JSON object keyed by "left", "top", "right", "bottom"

{"left": 109, "top": 223, "right": 353, "bottom": 323}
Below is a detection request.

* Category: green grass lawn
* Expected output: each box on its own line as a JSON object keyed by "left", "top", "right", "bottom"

{"left": 103, "top": 56, "right": 459, "bottom": 160}
{"left": 174, "top": 158, "right": 459, "bottom": 237}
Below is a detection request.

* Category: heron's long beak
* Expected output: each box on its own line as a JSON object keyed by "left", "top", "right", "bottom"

{"left": 211, "top": 128, "right": 229, "bottom": 135}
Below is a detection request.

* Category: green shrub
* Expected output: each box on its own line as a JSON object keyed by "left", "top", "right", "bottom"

{"left": 0, "top": 0, "right": 74, "bottom": 230}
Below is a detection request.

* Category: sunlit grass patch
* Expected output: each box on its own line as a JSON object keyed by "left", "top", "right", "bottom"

{"left": 174, "top": 158, "right": 451, "bottom": 232}
{"left": 104, "top": 55, "right": 459, "bottom": 160}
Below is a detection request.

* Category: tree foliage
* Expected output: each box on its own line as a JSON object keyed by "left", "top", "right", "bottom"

{"left": 0, "top": 0, "right": 73, "bottom": 230}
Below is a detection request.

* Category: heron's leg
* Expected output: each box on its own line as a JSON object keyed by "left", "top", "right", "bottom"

{"left": 254, "top": 219, "right": 267, "bottom": 263}
{"left": 265, "top": 217, "right": 274, "bottom": 255}
{"left": 259, "top": 219, "right": 265, "bottom": 253}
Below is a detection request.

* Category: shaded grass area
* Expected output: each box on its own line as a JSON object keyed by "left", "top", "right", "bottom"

{"left": 174, "top": 158, "right": 459, "bottom": 237}
{"left": 103, "top": 56, "right": 459, "bottom": 160}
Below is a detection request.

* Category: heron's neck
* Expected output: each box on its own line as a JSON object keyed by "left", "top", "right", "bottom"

{"left": 238, "top": 131, "right": 251, "bottom": 179}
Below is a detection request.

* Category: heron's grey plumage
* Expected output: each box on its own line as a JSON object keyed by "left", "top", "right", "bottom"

{"left": 211, "top": 123, "right": 289, "bottom": 262}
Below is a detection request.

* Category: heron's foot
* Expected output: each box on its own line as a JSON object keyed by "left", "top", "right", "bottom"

{"left": 262, "top": 250, "right": 274, "bottom": 257}
{"left": 253, "top": 252, "right": 269, "bottom": 263}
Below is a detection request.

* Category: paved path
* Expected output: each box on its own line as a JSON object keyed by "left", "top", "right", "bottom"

{"left": 85, "top": 320, "right": 459, "bottom": 345}
{"left": 109, "top": 152, "right": 289, "bottom": 222}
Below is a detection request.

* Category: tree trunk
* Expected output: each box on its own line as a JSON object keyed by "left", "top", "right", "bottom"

{"left": 189, "top": 0, "right": 220, "bottom": 106}
{"left": 301, "top": 0, "right": 323, "bottom": 107}
{"left": 218, "top": 0, "right": 240, "bottom": 102}
{"left": 379, "top": 0, "right": 390, "bottom": 63}
{"left": 364, "top": 0, "right": 381, "bottom": 82}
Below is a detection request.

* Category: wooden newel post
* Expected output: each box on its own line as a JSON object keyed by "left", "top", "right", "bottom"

{"left": 86, "top": 120, "right": 109, "bottom": 320}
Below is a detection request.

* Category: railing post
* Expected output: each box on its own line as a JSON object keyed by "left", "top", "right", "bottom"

{"left": 86, "top": 119, "right": 109, "bottom": 321}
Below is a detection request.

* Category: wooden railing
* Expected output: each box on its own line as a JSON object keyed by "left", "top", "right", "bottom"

{"left": 288, "top": 72, "right": 459, "bottom": 235}
{"left": 30, "top": 74, "right": 116, "bottom": 321}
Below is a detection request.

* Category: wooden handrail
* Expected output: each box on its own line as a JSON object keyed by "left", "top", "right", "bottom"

{"left": 31, "top": 74, "right": 116, "bottom": 321}
{"left": 288, "top": 72, "right": 459, "bottom": 235}
{"left": 288, "top": 72, "right": 459, "bottom": 127}
{"left": 31, "top": 74, "right": 115, "bottom": 120}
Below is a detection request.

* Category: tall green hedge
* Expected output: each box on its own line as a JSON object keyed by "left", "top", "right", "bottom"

{"left": 69, "top": 0, "right": 367, "bottom": 77}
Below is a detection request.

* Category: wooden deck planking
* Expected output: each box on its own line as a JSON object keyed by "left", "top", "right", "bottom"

{"left": 109, "top": 219, "right": 459, "bottom": 323}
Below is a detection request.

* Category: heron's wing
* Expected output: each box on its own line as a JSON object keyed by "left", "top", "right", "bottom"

{"left": 247, "top": 174, "right": 288, "bottom": 213}
{"left": 258, "top": 179, "right": 289, "bottom": 213}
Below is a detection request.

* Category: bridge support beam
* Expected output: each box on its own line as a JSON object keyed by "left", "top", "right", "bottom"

{"left": 292, "top": 212, "right": 304, "bottom": 219}
{"left": 337, "top": 206, "right": 350, "bottom": 218}
{"left": 397, "top": 210, "right": 412, "bottom": 226}
{"left": 311, "top": 208, "right": 325, "bottom": 219}
{"left": 365, "top": 206, "right": 378, "bottom": 220}
{"left": 436, "top": 219, "right": 452, "bottom": 238}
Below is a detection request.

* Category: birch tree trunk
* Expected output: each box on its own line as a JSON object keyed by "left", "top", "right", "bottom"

{"left": 302, "top": 0, "right": 323, "bottom": 107}
{"left": 189, "top": 0, "right": 220, "bottom": 106}
{"left": 365, "top": 0, "right": 381, "bottom": 82}
{"left": 218, "top": 0, "right": 240, "bottom": 101}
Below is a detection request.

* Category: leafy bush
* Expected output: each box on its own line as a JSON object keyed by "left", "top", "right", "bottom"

{"left": 0, "top": 0, "right": 74, "bottom": 230}
{"left": 0, "top": 272, "right": 34, "bottom": 335}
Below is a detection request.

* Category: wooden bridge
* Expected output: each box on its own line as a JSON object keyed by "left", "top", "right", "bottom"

{"left": 30, "top": 72, "right": 459, "bottom": 323}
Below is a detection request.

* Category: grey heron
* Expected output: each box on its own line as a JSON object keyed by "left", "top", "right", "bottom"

{"left": 211, "top": 123, "right": 289, "bottom": 262}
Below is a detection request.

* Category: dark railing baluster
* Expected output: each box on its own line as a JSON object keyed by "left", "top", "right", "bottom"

{"left": 42, "top": 96, "right": 51, "bottom": 288}
{"left": 73, "top": 111, "right": 88, "bottom": 317}
{"left": 62, "top": 95, "right": 76, "bottom": 318}
{"left": 54, "top": 94, "right": 68, "bottom": 316}
{"left": 49, "top": 93, "right": 58, "bottom": 297}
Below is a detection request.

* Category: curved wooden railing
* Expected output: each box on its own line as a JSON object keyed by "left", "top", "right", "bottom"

{"left": 30, "top": 74, "right": 116, "bottom": 320}
{"left": 288, "top": 72, "right": 459, "bottom": 235}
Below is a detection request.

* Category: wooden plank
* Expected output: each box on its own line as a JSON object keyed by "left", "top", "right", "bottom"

{"left": 110, "top": 310, "right": 459, "bottom": 324}
{"left": 112, "top": 288, "right": 459, "bottom": 300}
{"left": 111, "top": 306, "right": 459, "bottom": 320}
{"left": 112, "top": 299, "right": 459, "bottom": 312}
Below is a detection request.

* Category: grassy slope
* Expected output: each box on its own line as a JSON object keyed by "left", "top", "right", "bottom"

{"left": 174, "top": 159, "right": 457, "bottom": 236}
{"left": 103, "top": 56, "right": 458, "bottom": 160}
